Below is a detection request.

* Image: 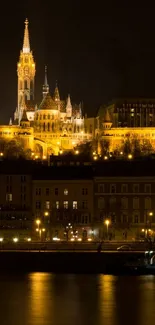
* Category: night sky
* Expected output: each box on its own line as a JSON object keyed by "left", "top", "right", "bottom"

{"left": 0, "top": 1, "right": 155, "bottom": 123}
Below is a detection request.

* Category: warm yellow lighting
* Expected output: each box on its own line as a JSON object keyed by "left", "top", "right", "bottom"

{"left": 93, "top": 151, "right": 96, "bottom": 156}
{"left": 87, "top": 238, "right": 92, "bottom": 242}
{"left": 0, "top": 152, "right": 3, "bottom": 156}
{"left": 18, "top": 63, "right": 21, "bottom": 67}
{"left": 43, "top": 155, "right": 47, "bottom": 160}
{"left": 31, "top": 152, "right": 34, "bottom": 156}
{"left": 32, "top": 63, "right": 35, "bottom": 67}
{"left": 148, "top": 229, "right": 152, "bottom": 232}
{"left": 71, "top": 238, "right": 75, "bottom": 241}
{"left": 141, "top": 229, "right": 145, "bottom": 232}
{"left": 42, "top": 228, "right": 46, "bottom": 232}
{"left": 128, "top": 154, "right": 133, "bottom": 159}
{"left": 36, "top": 219, "right": 41, "bottom": 226}
{"left": 77, "top": 238, "right": 82, "bottom": 241}
{"left": 59, "top": 150, "right": 63, "bottom": 154}
{"left": 72, "top": 141, "right": 75, "bottom": 145}
{"left": 120, "top": 151, "right": 123, "bottom": 155}
{"left": 105, "top": 219, "right": 110, "bottom": 226}
{"left": 53, "top": 237, "right": 60, "bottom": 241}
{"left": 93, "top": 155, "right": 98, "bottom": 160}
{"left": 75, "top": 150, "right": 79, "bottom": 154}
{"left": 149, "top": 212, "right": 153, "bottom": 216}
{"left": 13, "top": 237, "right": 18, "bottom": 243}
{"left": 0, "top": 238, "right": 3, "bottom": 242}
{"left": 104, "top": 156, "right": 108, "bottom": 160}
{"left": 36, "top": 228, "right": 39, "bottom": 232}
{"left": 35, "top": 155, "right": 38, "bottom": 159}
{"left": 81, "top": 131, "right": 84, "bottom": 134}
{"left": 44, "top": 211, "right": 49, "bottom": 217}
{"left": 57, "top": 141, "right": 60, "bottom": 145}
{"left": 27, "top": 238, "right": 31, "bottom": 242}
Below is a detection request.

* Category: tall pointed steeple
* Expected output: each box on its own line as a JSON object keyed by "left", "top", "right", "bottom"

{"left": 23, "top": 18, "right": 30, "bottom": 53}
{"left": 42, "top": 66, "right": 49, "bottom": 98}
{"left": 53, "top": 81, "right": 60, "bottom": 102}
{"left": 66, "top": 94, "right": 72, "bottom": 117}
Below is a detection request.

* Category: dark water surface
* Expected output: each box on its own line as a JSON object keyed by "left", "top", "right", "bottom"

{"left": 0, "top": 273, "right": 155, "bottom": 325}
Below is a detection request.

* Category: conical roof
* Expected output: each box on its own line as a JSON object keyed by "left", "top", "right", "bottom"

{"left": 21, "top": 108, "right": 29, "bottom": 122}
{"left": 53, "top": 82, "right": 60, "bottom": 102}
{"left": 104, "top": 109, "right": 112, "bottom": 123}
{"left": 39, "top": 93, "right": 58, "bottom": 110}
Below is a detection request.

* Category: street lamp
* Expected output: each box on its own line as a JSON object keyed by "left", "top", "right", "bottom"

{"left": 105, "top": 219, "right": 110, "bottom": 238}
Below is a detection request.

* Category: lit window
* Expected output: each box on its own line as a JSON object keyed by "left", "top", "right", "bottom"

{"left": 73, "top": 201, "right": 77, "bottom": 209}
{"left": 64, "top": 201, "right": 68, "bottom": 209}
{"left": 45, "top": 201, "right": 50, "bottom": 209}
{"left": 6, "top": 193, "right": 12, "bottom": 202}
{"left": 56, "top": 201, "right": 59, "bottom": 209}
{"left": 64, "top": 189, "right": 68, "bottom": 195}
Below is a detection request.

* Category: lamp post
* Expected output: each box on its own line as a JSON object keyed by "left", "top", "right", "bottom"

{"left": 105, "top": 219, "right": 110, "bottom": 239}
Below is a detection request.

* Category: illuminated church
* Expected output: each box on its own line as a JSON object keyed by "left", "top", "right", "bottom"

{"left": 7, "top": 19, "right": 91, "bottom": 157}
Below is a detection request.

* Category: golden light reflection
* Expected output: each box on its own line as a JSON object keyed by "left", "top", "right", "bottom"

{"left": 28, "top": 273, "right": 54, "bottom": 321}
{"left": 99, "top": 275, "right": 117, "bottom": 324}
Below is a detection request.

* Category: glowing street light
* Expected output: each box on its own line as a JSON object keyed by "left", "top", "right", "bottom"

{"left": 128, "top": 154, "right": 133, "bottom": 159}
{"left": 36, "top": 219, "right": 41, "bottom": 226}
{"left": 13, "top": 237, "right": 18, "bottom": 243}
{"left": 105, "top": 219, "right": 110, "bottom": 238}
{"left": 75, "top": 150, "right": 79, "bottom": 154}
{"left": 44, "top": 211, "right": 49, "bottom": 217}
{"left": 104, "top": 156, "right": 108, "bottom": 160}
{"left": 0, "top": 238, "right": 3, "bottom": 242}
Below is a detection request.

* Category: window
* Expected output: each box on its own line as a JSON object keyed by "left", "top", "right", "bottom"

{"left": 134, "top": 214, "right": 139, "bottom": 223}
{"left": 98, "top": 184, "right": 104, "bottom": 193}
{"left": 144, "top": 184, "right": 151, "bottom": 193}
{"left": 46, "top": 188, "right": 49, "bottom": 196}
{"left": 133, "top": 197, "right": 139, "bottom": 209}
{"left": 36, "top": 188, "right": 41, "bottom": 195}
{"left": 45, "top": 201, "right": 50, "bottom": 210}
{"left": 121, "top": 197, "right": 128, "bottom": 209}
{"left": 110, "top": 184, "right": 116, "bottom": 193}
{"left": 55, "top": 188, "right": 58, "bottom": 196}
{"left": 73, "top": 201, "right": 78, "bottom": 209}
{"left": 21, "top": 175, "right": 26, "bottom": 182}
{"left": 98, "top": 197, "right": 105, "bottom": 209}
{"left": 64, "top": 201, "right": 68, "bottom": 209}
{"left": 36, "top": 201, "right": 41, "bottom": 209}
{"left": 121, "top": 184, "right": 128, "bottom": 193}
{"left": 64, "top": 189, "right": 68, "bottom": 195}
{"left": 133, "top": 184, "right": 139, "bottom": 193}
{"left": 82, "top": 188, "right": 88, "bottom": 195}
{"left": 56, "top": 201, "right": 59, "bottom": 209}
{"left": 145, "top": 197, "right": 151, "bottom": 210}
{"left": 122, "top": 214, "right": 128, "bottom": 223}
{"left": 6, "top": 193, "right": 12, "bottom": 202}
{"left": 82, "top": 201, "right": 88, "bottom": 209}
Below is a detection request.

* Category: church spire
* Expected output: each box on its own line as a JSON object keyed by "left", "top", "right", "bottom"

{"left": 42, "top": 66, "right": 49, "bottom": 98}
{"left": 23, "top": 18, "right": 30, "bottom": 53}
{"left": 66, "top": 94, "right": 72, "bottom": 117}
{"left": 53, "top": 81, "right": 60, "bottom": 102}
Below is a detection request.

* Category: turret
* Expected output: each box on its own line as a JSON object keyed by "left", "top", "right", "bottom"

{"left": 20, "top": 108, "right": 30, "bottom": 128}
{"left": 42, "top": 66, "right": 49, "bottom": 98}
{"left": 66, "top": 94, "right": 72, "bottom": 117}
{"left": 102, "top": 109, "right": 112, "bottom": 129}
{"left": 53, "top": 81, "right": 60, "bottom": 102}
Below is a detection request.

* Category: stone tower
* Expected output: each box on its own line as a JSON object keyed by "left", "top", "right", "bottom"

{"left": 14, "top": 19, "right": 36, "bottom": 123}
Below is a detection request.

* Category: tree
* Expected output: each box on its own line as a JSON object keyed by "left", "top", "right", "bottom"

{"left": 122, "top": 138, "right": 132, "bottom": 155}
{"left": 141, "top": 139, "right": 154, "bottom": 155}
{"left": 100, "top": 139, "right": 110, "bottom": 156}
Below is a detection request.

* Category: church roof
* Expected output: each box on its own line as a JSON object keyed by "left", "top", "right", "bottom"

{"left": 39, "top": 93, "right": 58, "bottom": 111}
{"left": 21, "top": 108, "right": 29, "bottom": 122}
{"left": 103, "top": 109, "right": 112, "bottom": 123}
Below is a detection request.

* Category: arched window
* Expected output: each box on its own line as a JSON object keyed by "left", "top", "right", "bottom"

{"left": 52, "top": 123, "right": 54, "bottom": 131}
{"left": 43, "top": 123, "right": 45, "bottom": 131}
{"left": 48, "top": 123, "right": 50, "bottom": 131}
{"left": 43, "top": 114, "right": 45, "bottom": 120}
{"left": 48, "top": 114, "right": 50, "bottom": 119}
{"left": 121, "top": 197, "right": 128, "bottom": 209}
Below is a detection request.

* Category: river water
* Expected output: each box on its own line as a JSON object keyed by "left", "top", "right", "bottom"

{"left": 0, "top": 273, "right": 155, "bottom": 325}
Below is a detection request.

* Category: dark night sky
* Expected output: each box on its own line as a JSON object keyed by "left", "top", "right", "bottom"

{"left": 0, "top": 1, "right": 155, "bottom": 123}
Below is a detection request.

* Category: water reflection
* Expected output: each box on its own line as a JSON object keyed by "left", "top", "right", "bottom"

{"left": 0, "top": 273, "right": 155, "bottom": 324}
{"left": 28, "top": 273, "right": 54, "bottom": 325}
